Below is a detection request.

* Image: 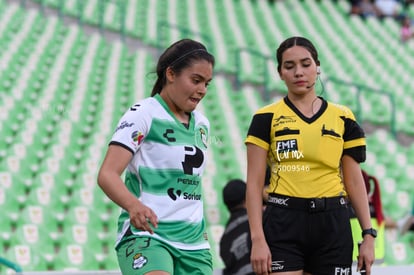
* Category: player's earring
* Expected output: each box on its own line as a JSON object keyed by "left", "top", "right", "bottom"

{"left": 316, "top": 66, "right": 321, "bottom": 74}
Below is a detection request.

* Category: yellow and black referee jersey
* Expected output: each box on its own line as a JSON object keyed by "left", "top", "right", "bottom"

{"left": 245, "top": 96, "right": 366, "bottom": 198}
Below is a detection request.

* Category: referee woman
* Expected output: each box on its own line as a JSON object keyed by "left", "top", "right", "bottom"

{"left": 245, "top": 36, "right": 375, "bottom": 275}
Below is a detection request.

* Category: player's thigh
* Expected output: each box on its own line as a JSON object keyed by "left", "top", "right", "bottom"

{"left": 116, "top": 237, "right": 173, "bottom": 275}
{"left": 174, "top": 248, "right": 212, "bottom": 275}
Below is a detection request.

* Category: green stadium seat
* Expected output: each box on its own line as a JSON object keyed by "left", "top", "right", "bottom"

{"left": 17, "top": 204, "right": 63, "bottom": 233}
{"left": 0, "top": 173, "right": 27, "bottom": 212}
{"left": 384, "top": 236, "right": 414, "bottom": 265}
{"left": 60, "top": 223, "right": 109, "bottom": 252}
{"left": 386, "top": 190, "right": 412, "bottom": 220}
{"left": 52, "top": 243, "right": 104, "bottom": 271}
{"left": 62, "top": 205, "right": 111, "bottom": 236}
{"left": 24, "top": 186, "right": 67, "bottom": 215}
{"left": 0, "top": 189, "right": 15, "bottom": 247}
{"left": 9, "top": 223, "right": 57, "bottom": 254}
{"left": 3, "top": 243, "right": 51, "bottom": 272}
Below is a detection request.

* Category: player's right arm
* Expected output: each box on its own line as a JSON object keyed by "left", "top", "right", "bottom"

{"left": 97, "top": 145, "right": 158, "bottom": 234}
{"left": 97, "top": 100, "right": 158, "bottom": 233}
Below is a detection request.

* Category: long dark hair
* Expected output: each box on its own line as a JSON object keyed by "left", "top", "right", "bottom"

{"left": 151, "top": 39, "right": 215, "bottom": 96}
{"left": 276, "top": 36, "right": 320, "bottom": 73}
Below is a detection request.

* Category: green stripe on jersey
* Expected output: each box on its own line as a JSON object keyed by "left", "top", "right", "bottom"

{"left": 146, "top": 118, "right": 196, "bottom": 145}
{"left": 139, "top": 167, "right": 202, "bottom": 194}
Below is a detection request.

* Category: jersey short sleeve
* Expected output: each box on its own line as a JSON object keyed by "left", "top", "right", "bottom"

{"left": 338, "top": 105, "right": 366, "bottom": 163}
{"left": 110, "top": 99, "right": 152, "bottom": 154}
{"left": 245, "top": 105, "right": 275, "bottom": 150}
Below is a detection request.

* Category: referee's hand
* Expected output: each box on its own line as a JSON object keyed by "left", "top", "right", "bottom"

{"left": 357, "top": 236, "right": 375, "bottom": 275}
{"left": 250, "top": 238, "right": 272, "bottom": 275}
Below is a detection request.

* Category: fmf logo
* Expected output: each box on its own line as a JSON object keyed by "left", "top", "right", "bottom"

{"left": 334, "top": 267, "right": 350, "bottom": 275}
{"left": 276, "top": 139, "right": 298, "bottom": 152}
{"left": 276, "top": 139, "right": 304, "bottom": 162}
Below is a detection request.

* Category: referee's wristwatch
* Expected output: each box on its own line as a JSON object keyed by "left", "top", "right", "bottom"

{"left": 361, "top": 228, "right": 377, "bottom": 238}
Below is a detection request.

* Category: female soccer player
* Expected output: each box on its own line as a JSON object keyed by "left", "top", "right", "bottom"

{"left": 98, "top": 38, "right": 215, "bottom": 275}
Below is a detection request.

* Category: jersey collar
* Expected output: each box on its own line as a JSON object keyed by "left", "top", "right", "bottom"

{"left": 284, "top": 96, "right": 327, "bottom": 124}
{"left": 154, "top": 94, "right": 194, "bottom": 129}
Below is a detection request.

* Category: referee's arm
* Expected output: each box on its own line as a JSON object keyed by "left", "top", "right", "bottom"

{"left": 245, "top": 143, "right": 271, "bottom": 275}
{"left": 342, "top": 155, "right": 375, "bottom": 274}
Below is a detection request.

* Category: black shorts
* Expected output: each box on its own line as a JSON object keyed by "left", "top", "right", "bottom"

{"left": 264, "top": 194, "right": 353, "bottom": 275}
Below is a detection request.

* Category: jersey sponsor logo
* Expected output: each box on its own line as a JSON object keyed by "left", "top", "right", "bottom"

{"left": 268, "top": 196, "right": 289, "bottom": 206}
{"left": 273, "top": 115, "right": 296, "bottom": 126}
{"left": 115, "top": 121, "right": 134, "bottom": 132}
{"left": 132, "top": 253, "right": 148, "bottom": 269}
{"left": 182, "top": 146, "right": 204, "bottom": 175}
{"left": 163, "top": 129, "right": 176, "bottom": 142}
{"left": 271, "top": 261, "right": 285, "bottom": 271}
{"left": 334, "top": 267, "right": 351, "bottom": 275}
{"left": 167, "top": 188, "right": 201, "bottom": 201}
{"left": 167, "top": 188, "right": 182, "bottom": 200}
{"left": 177, "top": 178, "right": 200, "bottom": 185}
{"left": 183, "top": 192, "right": 201, "bottom": 200}
{"left": 130, "top": 103, "right": 141, "bottom": 111}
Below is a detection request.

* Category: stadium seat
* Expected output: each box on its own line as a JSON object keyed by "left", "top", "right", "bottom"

{"left": 23, "top": 186, "right": 67, "bottom": 215}
{"left": 0, "top": 189, "right": 15, "bottom": 248}
{"left": 16, "top": 204, "right": 62, "bottom": 234}
{"left": 52, "top": 243, "right": 104, "bottom": 271}
{"left": 60, "top": 223, "right": 108, "bottom": 253}
{"left": 384, "top": 235, "right": 414, "bottom": 265}
{"left": 0, "top": 173, "right": 27, "bottom": 213}
{"left": 3, "top": 244, "right": 51, "bottom": 272}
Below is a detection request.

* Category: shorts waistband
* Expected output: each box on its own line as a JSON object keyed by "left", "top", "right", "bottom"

{"left": 267, "top": 193, "right": 349, "bottom": 212}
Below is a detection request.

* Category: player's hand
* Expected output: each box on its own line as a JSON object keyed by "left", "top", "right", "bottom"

{"left": 251, "top": 238, "right": 272, "bottom": 275}
{"left": 128, "top": 201, "right": 158, "bottom": 234}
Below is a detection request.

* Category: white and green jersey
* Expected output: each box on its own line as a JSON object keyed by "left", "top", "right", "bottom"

{"left": 110, "top": 94, "right": 210, "bottom": 250}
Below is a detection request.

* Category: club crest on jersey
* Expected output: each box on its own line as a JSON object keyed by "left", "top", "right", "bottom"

{"left": 195, "top": 126, "right": 208, "bottom": 149}
{"left": 132, "top": 253, "right": 148, "bottom": 269}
